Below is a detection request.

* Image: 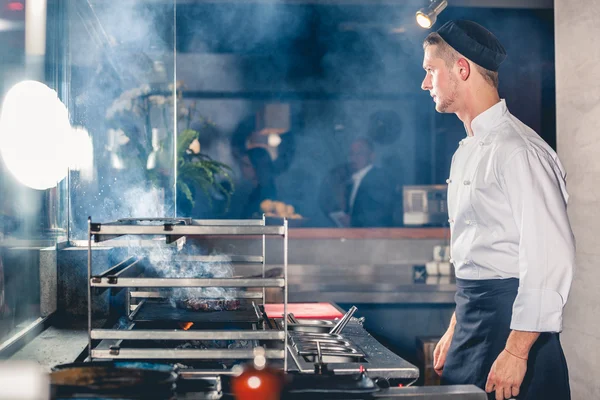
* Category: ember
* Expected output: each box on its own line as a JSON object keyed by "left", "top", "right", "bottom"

{"left": 179, "top": 322, "right": 194, "bottom": 330}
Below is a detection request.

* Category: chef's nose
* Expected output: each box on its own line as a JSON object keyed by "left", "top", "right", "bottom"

{"left": 421, "top": 75, "right": 431, "bottom": 91}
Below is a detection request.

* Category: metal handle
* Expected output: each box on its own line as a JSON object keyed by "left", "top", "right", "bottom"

{"left": 287, "top": 313, "right": 299, "bottom": 325}
{"left": 329, "top": 306, "right": 357, "bottom": 335}
{"left": 316, "top": 340, "right": 323, "bottom": 364}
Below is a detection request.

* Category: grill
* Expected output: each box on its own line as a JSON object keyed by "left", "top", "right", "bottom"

{"left": 53, "top": 216, "right": 488, "bottom": 399}
{"left": 87, "top": 217, "right": 290, "bottom": 368}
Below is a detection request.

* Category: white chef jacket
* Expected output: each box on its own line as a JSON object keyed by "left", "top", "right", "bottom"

{"left": 447, "top": 99, "right": 575, "bottom": 333}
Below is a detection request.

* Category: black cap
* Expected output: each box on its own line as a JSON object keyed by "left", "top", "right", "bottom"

{"left": 436, "top": 20, "right": 506, "bottom": 72}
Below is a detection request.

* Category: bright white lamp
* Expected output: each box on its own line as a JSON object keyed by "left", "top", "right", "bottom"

{"left": 0, "top": 80, "right": 71, "bottom": 190}
{"left": 416, "top": 0, "right": 448, "bottom": 29}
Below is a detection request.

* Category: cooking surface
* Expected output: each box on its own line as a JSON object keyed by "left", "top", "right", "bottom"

{"left": 131, "top": 302, "right": 261, "bottom": 324}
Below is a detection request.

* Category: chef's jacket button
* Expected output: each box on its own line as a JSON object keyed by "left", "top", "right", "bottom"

{"left": 479, "top": 141, "right": 485, "bottom": 146}
{"left": 463, "top": 180, "right": 471, "bottom": 185}
{"left": 448, "top": 218, "right": 454, "bottom": 223}
{"left": 466, "top": 220, "right": 475, "bottom": 225}
{"left": 449, "top": 259, "right": 454, "bottom": 264}
{"left": 446, "top": 178, "right": 452, "bottom": 184}
{"left": 465, "top": 259, "right": 472, "bottom": 264}
{"left": 459, "top": 140, "right": 464, "bottom": 146}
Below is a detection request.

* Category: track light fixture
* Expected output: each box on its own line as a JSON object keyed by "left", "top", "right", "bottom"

{"left": 416, "top": 0, "right": 448, "bottom": 29}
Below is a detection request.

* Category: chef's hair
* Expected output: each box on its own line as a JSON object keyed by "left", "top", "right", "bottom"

{"left": 423, "top": 32, "right": 499, "bottom": 89}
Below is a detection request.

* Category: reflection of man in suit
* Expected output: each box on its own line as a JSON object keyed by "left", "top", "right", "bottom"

{"left": 321, "top": 138, "right": 394, "bottom": 227}
{"left": 346, "top": 138, "right": 394, "bottom": 227}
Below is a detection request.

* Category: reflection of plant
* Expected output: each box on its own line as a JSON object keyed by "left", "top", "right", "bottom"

{"left": 177, "top": 128, "right": 234, "bottom": 211}
{"left": 105, "top": 82, "right": 235, "bottom": 214}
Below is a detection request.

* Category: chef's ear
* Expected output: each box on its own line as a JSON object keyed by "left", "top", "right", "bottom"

{"left": 457, "top": 58, "right": 470, "bottom": 81}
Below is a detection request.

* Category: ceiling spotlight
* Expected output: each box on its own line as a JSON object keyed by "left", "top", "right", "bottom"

{"left": 416, "top": 0, "right": 448, "bottom": 29}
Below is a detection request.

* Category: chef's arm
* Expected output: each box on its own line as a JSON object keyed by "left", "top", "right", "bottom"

{"left": 448, "top": 312, "right": 457, "bottom": 332}
{"left": 500, "top": 148, "right": 575, "bottom": 332}
{"left": 505, "top": 330, "right": 540, "bottom": 359}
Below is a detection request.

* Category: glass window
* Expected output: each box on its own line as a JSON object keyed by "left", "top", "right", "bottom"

{"left": 0, "top": 0, "right": 68, "bottom": 344}
{"left": 63, "top": 2, "right": 555, "bottom": 232}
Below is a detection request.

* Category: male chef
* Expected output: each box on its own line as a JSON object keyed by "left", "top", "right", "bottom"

{"left": 421, "top": 20, "right": 575, "bottom": 400}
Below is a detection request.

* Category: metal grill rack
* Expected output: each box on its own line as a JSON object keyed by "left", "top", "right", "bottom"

{"left": 86, "top": 216, "right": 290, "bottom": 370}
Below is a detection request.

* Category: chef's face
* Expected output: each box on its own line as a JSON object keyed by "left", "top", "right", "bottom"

{"left": 421, "top": 45, "right": 459, "bottom": 113}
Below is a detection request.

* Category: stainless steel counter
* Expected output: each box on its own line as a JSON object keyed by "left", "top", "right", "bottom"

{"left": 264, "top": 264, "right": 456, "bottom": 304}
{"left": 286, "top": 319, "right": 420, "bottom": 382}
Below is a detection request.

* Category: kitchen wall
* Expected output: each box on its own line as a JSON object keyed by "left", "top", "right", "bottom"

{"left": 555, "top": 2, "right": 600, "bottom": 399}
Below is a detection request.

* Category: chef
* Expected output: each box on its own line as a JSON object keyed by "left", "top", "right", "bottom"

{"left": 420, "top": 20, "right": 575, "bottom": 400}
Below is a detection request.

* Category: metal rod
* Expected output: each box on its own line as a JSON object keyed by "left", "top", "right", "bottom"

{"left": 174, "top": 255, "right": 263, "bottom": 263}
{"left": 70, "top": 237, "right": 186, "bottom": 248}
{"left": 91, "top": 329, "right": 285, "bottom": 341}
{"left": 111, "top": 258, "right": 142, "bottom": 277}
{"left": 112, "top": 321, "right": 135, "bottom": 349}
{"left": 91, "top": 225, "right": 285, "bottom": 237}
{"left": 117, "top": 217, "right": 191, "bottom": 224}
{"left": 284, "top": 218, "right": 289, "bottom": 371}
{"left": 262, "top": 213, "right": 266, "bottom": 305}
{"left": 91, "top": 277, "right": 285, "bottom": 288}
{"left": 93, "top": 256, "right": 135, "bottom": 278}
{"left": 129, "top": 291, "right": 263, "bottom": 299}
{"left": 316, "top": 340, "right": 322, "bottom": 364}
{"left": 127, "top": 299, "right": 146, "bottom": 321}
{"left": 125, "top": 287, "right": 131, "bottom": 317}
{"left": 172, "top": 0, "right": 177, "bottom": 218}
{"left": 329, "top": 306, "right": 358, "bottom": 335}
{"left": 91, "top": 348, "right": 285, "bottom": 360}
{"left": 287, "top": 313, "right": 299, "bottom": 325}
{"left": 87, "top": 217, "right": 92, "bottom": 360}
{"left": 190, "top": 219, "right": 266, "bottom": 226}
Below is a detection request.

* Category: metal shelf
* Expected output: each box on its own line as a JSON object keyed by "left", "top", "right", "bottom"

{"left": 91, "top": 277, "right": 285, "bottom": 288}
{"left": 174, "top": 255, "right": 264, "bottom": 263}
{"left": 86, "top": 216, "right": 290, "bottom": 369}
{"left": 129, "top": 291, "right": 263, "bottom": 300}
{"left": 91, "top": 329, "right": 285, "bottom": 341}
{"left": 91, "top": 348, "right": 285, "bottom": 360}
{"left": 90, "top": 224, "right": 285, "bottom": 242}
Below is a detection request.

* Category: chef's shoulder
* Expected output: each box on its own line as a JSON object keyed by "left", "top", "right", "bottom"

{"left": 489, "top": 115, "right": 559, "bottom": 175}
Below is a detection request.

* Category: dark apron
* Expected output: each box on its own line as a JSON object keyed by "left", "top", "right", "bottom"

{"left": 441, "top": 278, "right": 570, "bottom": 400}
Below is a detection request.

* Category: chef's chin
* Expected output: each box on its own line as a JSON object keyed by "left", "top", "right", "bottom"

{"left": 435, "top": 100, "right": 452, "bottom": 114}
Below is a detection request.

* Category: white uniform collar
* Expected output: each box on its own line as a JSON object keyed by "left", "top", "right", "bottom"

{"left": 468, "top": 99, "right": 508, "bottom": 139}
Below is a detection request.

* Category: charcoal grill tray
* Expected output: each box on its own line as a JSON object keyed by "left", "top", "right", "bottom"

{"left": 132, "top": 302, "right": 261, "bottom": 324}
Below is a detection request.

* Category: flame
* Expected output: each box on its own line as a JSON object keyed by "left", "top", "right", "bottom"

{"left": 179, "top": 322, "right": 194, "bottom": 331}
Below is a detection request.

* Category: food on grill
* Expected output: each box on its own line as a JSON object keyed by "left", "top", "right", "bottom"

{"left": 175, "top": 299, "right": 241, "bottom": 312}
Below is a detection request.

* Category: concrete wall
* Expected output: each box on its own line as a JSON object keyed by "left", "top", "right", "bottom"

{"left": 555, "top": 2, "right": 600, "bottom": 399}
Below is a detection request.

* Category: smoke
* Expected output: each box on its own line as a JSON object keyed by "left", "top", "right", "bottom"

{"left": 125, "top": 242, "right": 236, "bottom": 307}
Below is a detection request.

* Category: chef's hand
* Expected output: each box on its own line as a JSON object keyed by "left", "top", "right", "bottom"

{"left": 485, "top": 349, "right": 527, "bottom": 400}
{"left": 433, "top": 328, "right": 454, "bottom": 376}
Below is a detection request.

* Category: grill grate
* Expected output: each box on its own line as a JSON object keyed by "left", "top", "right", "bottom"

{"left": 131, "top": 301, "right": 261, "bottom": 324}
